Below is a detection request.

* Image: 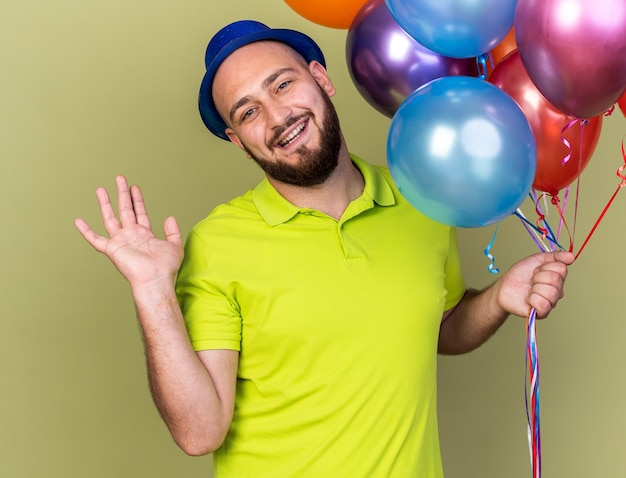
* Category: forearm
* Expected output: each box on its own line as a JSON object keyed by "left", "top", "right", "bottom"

{"left": 438, "top": 285, "right": 509, "bottom": 355}
{"left": 438, "top": 251, "right": 573, "bottom": 355}
{"left": 132, "top": 281, "right": 234, "bottom": 455}
{"left": 76, "top": 178, "right": 236, "bottom": 453}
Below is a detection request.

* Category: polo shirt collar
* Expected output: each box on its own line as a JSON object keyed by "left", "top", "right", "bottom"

{"left": 252, "top": 154, "right": 396, "bottom": 226}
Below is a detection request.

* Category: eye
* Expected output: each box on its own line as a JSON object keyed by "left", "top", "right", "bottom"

{"left": 277, "top": 80, "right": 291, "bottom": 91}
{"left": 241, "top": 107, "right": 256, "bottom": 122}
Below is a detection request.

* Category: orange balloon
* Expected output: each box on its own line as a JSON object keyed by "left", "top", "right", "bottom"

{"left": 485, "top": 28, "right": 517, "bottom": 77}
{"left": 619, "top": 91, "right": 626, "bottom": 117}
{"left": 284, "top": 0, "right": 368, "bottom": 29}
{"left": 491, "top": 28, "right": 517, "bottom": 64}
{"left": 490, "top": 52, "right": 603, "bottom": 195}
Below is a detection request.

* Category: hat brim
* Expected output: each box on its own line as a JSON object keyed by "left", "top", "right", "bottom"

{"left": 198, "top": 29, "right": 326, "bottom": 141}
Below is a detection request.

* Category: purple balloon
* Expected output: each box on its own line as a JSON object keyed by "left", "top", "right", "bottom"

{"left": 346, "top": 0, "right": 478, "bottom": 118}
{"left": 515, "top": 0, "right": 626, "bottom": 119}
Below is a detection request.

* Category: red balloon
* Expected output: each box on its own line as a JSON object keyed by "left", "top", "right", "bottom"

{"left": 515, "top": 0, "right": 626, "bottom": 119}
{"left": 619, "top": 92, "right": 626, "bottom": 118}
{"left": 490, "top": 52, "right": 603, "bottom": 195}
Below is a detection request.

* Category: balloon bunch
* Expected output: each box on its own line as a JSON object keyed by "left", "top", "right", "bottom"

{"left": 378, "top": 0, "right": 625, "bottom": 229}
{"left": 287, "top": 1, "right": 626, "bottom": 476}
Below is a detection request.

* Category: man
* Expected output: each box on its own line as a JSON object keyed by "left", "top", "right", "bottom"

{"left": 75, "top": 20, "right": 573, "bottom": 477}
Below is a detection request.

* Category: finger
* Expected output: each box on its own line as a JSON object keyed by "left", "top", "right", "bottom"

{"left": 529, "top": 293, "right": 554, "bottom": 319}
{"left": 542, "top": 250, "right": 576, "bottom": 266}
{"left": 130, "top": 184, "right": 152, "bottom": 230}
{"left": 115, "top": 175, "right": 138, "bottom": 227}
{"left": 556, "top": 250, "right": 576, "bottom": 265}
{"left": 163, "top": 216, "right": 182, "bottom": 247}
{"left": 532, "top": 280, "right": 563, "bottom": 303}
{"left": 534, "top": 262, "right": 569, "bottom": 285}
{"left": 529, "top": 282, "right": 565, "bottom": 318}
{"left": 530, "top": 291, "right": 560, "bottom": 318}
{"left": 74, "top": 218, "right": 109, "bottom": 253}
{"left": 96, "top": 186, "right": 121, "bottom": 237}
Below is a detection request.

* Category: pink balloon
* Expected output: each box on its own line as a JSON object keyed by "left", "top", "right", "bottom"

{"left": 515, "top": 0, "right": 626, "bottom": 119}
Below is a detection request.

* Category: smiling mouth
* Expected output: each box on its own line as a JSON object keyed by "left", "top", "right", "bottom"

{"left": 277, "top": 120, "right": 308, "bottom": 148}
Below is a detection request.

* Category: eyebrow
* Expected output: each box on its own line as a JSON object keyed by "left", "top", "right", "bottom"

{"left": 228, "top": 67, "right": 298, "bottom": 124}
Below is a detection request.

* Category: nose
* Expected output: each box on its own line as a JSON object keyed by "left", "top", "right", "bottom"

{"left": 264, "top": 99, "right": 293, "bottom": 130}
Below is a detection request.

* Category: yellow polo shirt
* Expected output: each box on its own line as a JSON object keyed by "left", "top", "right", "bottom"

{"left": 176, "top": 155, "right": 465, "bottom": 477}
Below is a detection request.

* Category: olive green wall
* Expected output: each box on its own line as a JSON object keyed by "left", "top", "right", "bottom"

{"left": 2, "top": 1, "right": 625, "bottom": 477}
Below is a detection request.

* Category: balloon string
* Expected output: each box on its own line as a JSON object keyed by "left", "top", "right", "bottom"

{"left": 525, "top": 307, "right": 541, "bottom": 478}
{"left": 549, "top": 195, "right": 574, "bottom": 252}
{"left": 557, "top": 185, "right": 569, "bottom": 243}
{"left": 539, "top": 193, "right": 560, "bottom": 245}
{"left": 532, "top": 193, "right": 573, "bottom": 252}
{"left": 555, "top": 118, "right": 588, "bottom": 245}
{"left": 533, "top": 193, "right": 550, "bottom": 238}
{"left": 483, "top": 225, "right": 500, "bottom": 274}
{"left": 518, "top": 112, "right": 626, "bottom": 478}
{"left": 515, "top": 210, "right": 549, "bottom": 252}
{"left": 514, "top": 208, "right": 564, "bottom": 252}
{"left": 521, "top": 112, "right": 620, "bottom": 478}
{"left": 554, "top": 117, "right": 593, "bottom": 245}
{"left": 559, "top": 119, "right": 579, "bottom": 165}
{"left": 528, "top": 190, "right": 552, "bottom": 246}
{"left": 575, "top": 136, "right": 626, "bottom": 259}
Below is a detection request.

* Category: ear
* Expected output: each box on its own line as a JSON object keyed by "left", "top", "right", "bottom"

{"left": 309, "top": 61, "right": 336, "bottom": 97}
{"left": 225, "top": 129, "right": 253, "bottom": 158}
{"left": 224, "top": 128, "right": 244, "bottom": 149}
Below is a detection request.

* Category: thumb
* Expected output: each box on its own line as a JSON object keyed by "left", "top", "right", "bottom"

{"left": 546, "top": 250, "right": 575, "bottom": 266}
{"left": 163, "top": 216, "right": 182, "bottom": 247}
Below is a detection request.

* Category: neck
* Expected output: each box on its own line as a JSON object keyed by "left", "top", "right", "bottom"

{"left": 267, "top": 144, "right": 363, "bottom": 220}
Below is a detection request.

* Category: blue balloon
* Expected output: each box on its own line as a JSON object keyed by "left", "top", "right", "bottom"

{"left": 385, "top": 0, "right": 516, "bottom": 58}
{"left": 387, "top": 76, "right": 536, "bottom": 228}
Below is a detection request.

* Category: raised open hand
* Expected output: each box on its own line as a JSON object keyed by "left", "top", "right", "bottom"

{"left": 75, "top": 176, "right": 184, "bottom": 288}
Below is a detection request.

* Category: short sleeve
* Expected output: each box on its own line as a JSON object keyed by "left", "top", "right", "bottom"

{"left": 443, "top": 227, "right": 466, "bottom": 311}
{"left": 175, "top": 229, "right": 242, "bottom": 352}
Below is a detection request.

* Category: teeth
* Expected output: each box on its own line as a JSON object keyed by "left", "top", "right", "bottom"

{"left": 279, "top": 123, "right": 306, "bottom": 147}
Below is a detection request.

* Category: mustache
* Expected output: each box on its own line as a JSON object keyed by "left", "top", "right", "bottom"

{"left": 267, "top": 113, "right": 312, "bottom": 148}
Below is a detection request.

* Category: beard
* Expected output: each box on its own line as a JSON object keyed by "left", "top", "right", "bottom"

{"left": 242, "top": 87, "right": 342, "bottom": 187}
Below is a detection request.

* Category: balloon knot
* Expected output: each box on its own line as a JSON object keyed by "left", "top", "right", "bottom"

{"left": 476, "top": 53, "right": 491, "bottom": 80}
